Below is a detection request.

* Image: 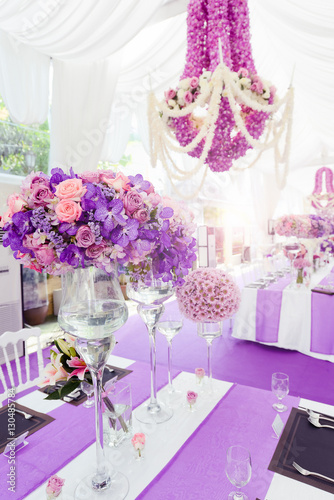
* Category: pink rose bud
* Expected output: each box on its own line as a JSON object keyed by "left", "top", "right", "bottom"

{"left": 189, "top": 76, "right": 199, "bottom": 89}
{"left": 46, "top": 474, "right": 65, "bottom": 498}
{"left": 238, "top": 67, "right": 249, "bottom": 78}
{"left": 186, "top": 390, "right": 198, "bottom": 406}
{"left": 195, "top": 368, "right": 205, "bottom": 379}
{"left": 131, "top": 432, "right": 146, "bottom": 457}
{"left": 164, "top": 88, "right": 176, "bottom": 101}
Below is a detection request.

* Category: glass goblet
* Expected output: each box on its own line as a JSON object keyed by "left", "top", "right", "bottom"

{"left": 225, "top": 445, "right": 252, "bottom": 500}
{"left": 271, "top": 372, "right": 289, "bottom": 412}
{"left": 157, "top": 306, "right": 183, "bottom": 405}
{"left": 81, "top": 380, "right": 95, "bottom": 408}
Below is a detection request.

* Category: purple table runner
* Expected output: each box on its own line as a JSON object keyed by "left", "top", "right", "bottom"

{"left": 138, "top": 384, "right": 300, "bottom": 500}
{"left": 256, "top": 277, "right": 290, "bottom": 342}
{"left": 311, "top": 274, "right": 334, "bottom": 354}
{"left": 0, "top": 360, "right": 175, "bottom": 500}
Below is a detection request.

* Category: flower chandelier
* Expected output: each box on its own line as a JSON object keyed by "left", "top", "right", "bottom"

{"left": 308, "top": 167, "right": 334, "bottom": 213}
{"left": 149, "top": 0, "right": 294, "bottom": 196}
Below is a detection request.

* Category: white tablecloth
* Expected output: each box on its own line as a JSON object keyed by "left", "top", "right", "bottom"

{"left": 232, "top": 264, "right": 334, "bottom": 362}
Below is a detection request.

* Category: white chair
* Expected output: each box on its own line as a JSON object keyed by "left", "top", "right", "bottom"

{"left": 0, "top": 327, "right": 44, "bottom": 404}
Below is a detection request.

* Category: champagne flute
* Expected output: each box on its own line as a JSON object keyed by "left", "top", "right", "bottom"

{"left": 81, "top": 380, "right": 95, "bottom": 408}
{"left": 226, "top": 445, "right": 252, "bottom": 500}
{"left": 157, "top": 305, "right": 183, "bottom": 405}
{"left": 271, "top": 372, "right": 289, "bottom": 412}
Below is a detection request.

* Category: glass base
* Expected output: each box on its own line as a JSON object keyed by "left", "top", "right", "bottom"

{"left": 135, "top": 400, "right": 173, "bottom": 424}
{"left": 159, "top": 387, "right": 183, "bottom": 407}
{"left": 228, "top": 492, "right": 248, "bottom": 500}
{"left": 273, "top": 402, "right": 288, "bottom": 413}
{"left": 74, "top": 470, "right": 129, "bottom": 499}
{"left": 83, "top": 399, "right": 95, "bottom": 408}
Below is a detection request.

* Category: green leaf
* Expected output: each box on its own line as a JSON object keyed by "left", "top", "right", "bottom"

{"left": 44, "top": 380, "right": 81, "bottom": 400}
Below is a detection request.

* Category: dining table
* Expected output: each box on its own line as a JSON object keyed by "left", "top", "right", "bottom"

{"left": 232, "top": 262, "right": 334, "bottom": 362}
{"left": 1, "top": 351, "right": 334, "bottom": 500}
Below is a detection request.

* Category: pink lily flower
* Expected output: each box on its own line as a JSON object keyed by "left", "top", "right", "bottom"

{"left": 67, "top": 357, "right": 88, "bottom": 380}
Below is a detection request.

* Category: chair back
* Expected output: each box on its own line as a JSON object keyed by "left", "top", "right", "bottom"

{"left": 0, "top": 327, "right": 43, "bottom": 403}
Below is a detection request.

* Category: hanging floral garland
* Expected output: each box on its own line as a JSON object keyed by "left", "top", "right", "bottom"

{"left": 308, "top": 167, "right": 334, "bottom": 212}
{"left": 149, "top": 0, "right": 294, "bottom": 193}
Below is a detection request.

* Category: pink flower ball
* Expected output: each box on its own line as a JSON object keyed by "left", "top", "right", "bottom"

{"left": 176, "top": 268, "right": 241, "bottom": 322}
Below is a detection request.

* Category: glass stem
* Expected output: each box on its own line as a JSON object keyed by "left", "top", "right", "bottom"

{"left": 207, "top": 339, "right": 213, "bottom": 392}
{"left": 148, "top": 326, "right": 158, "bottom": 406}
{"left": 167, "top": 340, "right": 173, "bottom": 390}
{"left": 91, "top": 367, "right": 109, "bottom": 488}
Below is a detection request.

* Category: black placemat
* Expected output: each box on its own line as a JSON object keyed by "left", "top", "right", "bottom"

{"left": 269, "top": 407, "right": 334, "bottom": 494}
{"left": 0, "top": 403, "right": 55, "bottom": 453}
{"left": 40, "top": 365, "right": 132, "bottom": 406}
{"left": 311, "top": 287, "right": 334, "bottom": 295}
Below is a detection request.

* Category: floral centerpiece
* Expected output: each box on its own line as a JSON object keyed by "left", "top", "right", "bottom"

{"left": 176, "top": 267, "right": 240, "bottom": 322}
{"left": 0, "top": 168, "right": 196, "bottom": 283}
{"left": 293, "top": 257, "right": 311, "bottom": 285}
{"left": 275, "top": 214, "right": 333, "bottom": 239}
{"left": 1, "top": 168, "right": 197, "bottom": 399}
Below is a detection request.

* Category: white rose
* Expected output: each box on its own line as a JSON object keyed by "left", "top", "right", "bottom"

{"left": 177, "top": 89, "right": 185, "bottom": 100}
{"left": 201, "top": 71, "right": 212, "bottom": 80}
{"left": 168, "top": 99, "right": 176, "bottom": 108}
{"left": 239, "top": 77, "right": 251, "bottom": 89}
{"left": 179, "top": 78, "right": 191, "bottom": 90}
{"left": 262, "top": 87, "right": 270, "bottom": 99}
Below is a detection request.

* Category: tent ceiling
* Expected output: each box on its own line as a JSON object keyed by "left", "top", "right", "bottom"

{"left": 0, "top": 0, "right": 332, "bottom": 178}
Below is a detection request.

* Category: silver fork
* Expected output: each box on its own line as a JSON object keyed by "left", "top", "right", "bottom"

{"left": 308, "top": 416, "right": 334, "bottom": 429}
{"left": 15, "top": 408, "right": 33, "bottom": 420}
{"left": 306, "top": 409, "right": 334, "bottom": 423}
{"left": 293, "top": 462, "right": 334, "bottom": 484}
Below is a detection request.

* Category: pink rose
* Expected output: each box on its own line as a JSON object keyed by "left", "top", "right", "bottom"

{"left": 46, "top": 474, "right": 65, "bottom": 497}
{"left": 164, "top": 88, "right": 176, "bottom": 101}
{"left": 189, "top": 76, "right": 199, "bottom": 89}
{"left": 184, "top": 91, "right": 193, "bottom": 105}
{"left": 55, "top": 200, "right": 82, "bottom": 222}
{"left": 187, "top": 390, "right": 198, "bottom": 406}
{"left": 85, "top": 243, "right": 106, "bottom": 259}
{"left": 147, "top": 192, "right": 161, "bottom": 207}
{"left": 270, "top": 85, "right": 277, "bottom": 98}
{"left": 123, "top": 191, "right": 143, "bottom": 216}
{"left": 195, "top": 368, "right": 205, "bottom": 379}
{"left": 238, "top": 67, "right": 249, "bottom": 78}
{"left": 76, "top": 225, "right": 95, "bottom": 248}
{"left": 250, "top": 80, "right": 263, "bottom": 94}
{"left": 23, "top": 235, "right": 40, "bottom": 250}
{"left": 103, "top": 172, "right": 130, "bottom": 192}
{"left": 0, "top": 210, "right": 12, "bottom": 227}
{"left": 55, "top": 178, "right": 87, "bottom": 201}
{"left": 80, "top": 171, "right": 101, "bottom": 184}
{"left": 28, "top": 185, "right": 54, "bottom": 207}
{"left": 35, "top": 247, "right": 55, "bottom": 267}
{"left": 132, "top": 209, "right": 149, "bottom": 223}
{"left": 7, "top": 193, "right": 26, "bottom": 214}
{"left": 131, "top": 432, "right": 145, "bottom": 453}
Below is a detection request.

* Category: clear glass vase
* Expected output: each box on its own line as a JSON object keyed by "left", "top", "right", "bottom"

{"left": 126, "top": 278, "right": 174, "bottom": 424}
{"left": 197, "top": 321, "right": 223, "bottom": 394}
{"left": 58, "top": 265, "right": 129, "bottom": 500}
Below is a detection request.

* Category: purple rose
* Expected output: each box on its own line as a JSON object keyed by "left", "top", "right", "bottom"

{"left": 184, "top": 91, "right": 193, "bottom": 105}
{"left": 123, "top": 191, "right": 143, "bottom": 216}
{"left": 28, "top": 185, "right": 54, "bottom": 207}
{"left": 86, "top": 243, "right": 106, "bottom": 259}
{"left": 76, "top": 225, "right": 95, "bottom": 248}
{"left": 132, "top": 208, "right": 149, "bottom": 223}
{"left": 164, "top": 88, "right": 176, "bottom": 101}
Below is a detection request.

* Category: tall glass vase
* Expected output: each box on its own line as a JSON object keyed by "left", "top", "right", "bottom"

{"left": 126, "top": 278, "right": 174, "bottom": 424}
{"left": 197, "top": 321, "right": 223, "bottom": 394}
{"left": 58, "top": 265, "right": 129, "bottom": 500}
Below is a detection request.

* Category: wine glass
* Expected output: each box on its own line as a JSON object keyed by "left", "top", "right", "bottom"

{"left": 126, "top": 275, "right": 174, "bottom": 424}
{"left": 197, "top": 321, "right": 223, "bottom": 395}
{"left": 225, "top": 445, "right": 252, "bottom": 500}
{"left": 81, "top": 380, "right": 95, "bottom": 408}
{"left": 271, "top": 372, "right": 289, "bottom": 412}
{"left": 58, "top": 265, "right": 129, "bottom": 499}
{"left": 157, "top": 305, "right": 183, "bottom": 405}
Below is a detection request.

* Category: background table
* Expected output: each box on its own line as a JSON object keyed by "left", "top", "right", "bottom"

{"left": 232, "top": 263, "right": 334, "bottom": 362}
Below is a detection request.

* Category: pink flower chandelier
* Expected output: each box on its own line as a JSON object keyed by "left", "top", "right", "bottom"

{"left": 149, "top": 0, "right": 294, "bottom": 192}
